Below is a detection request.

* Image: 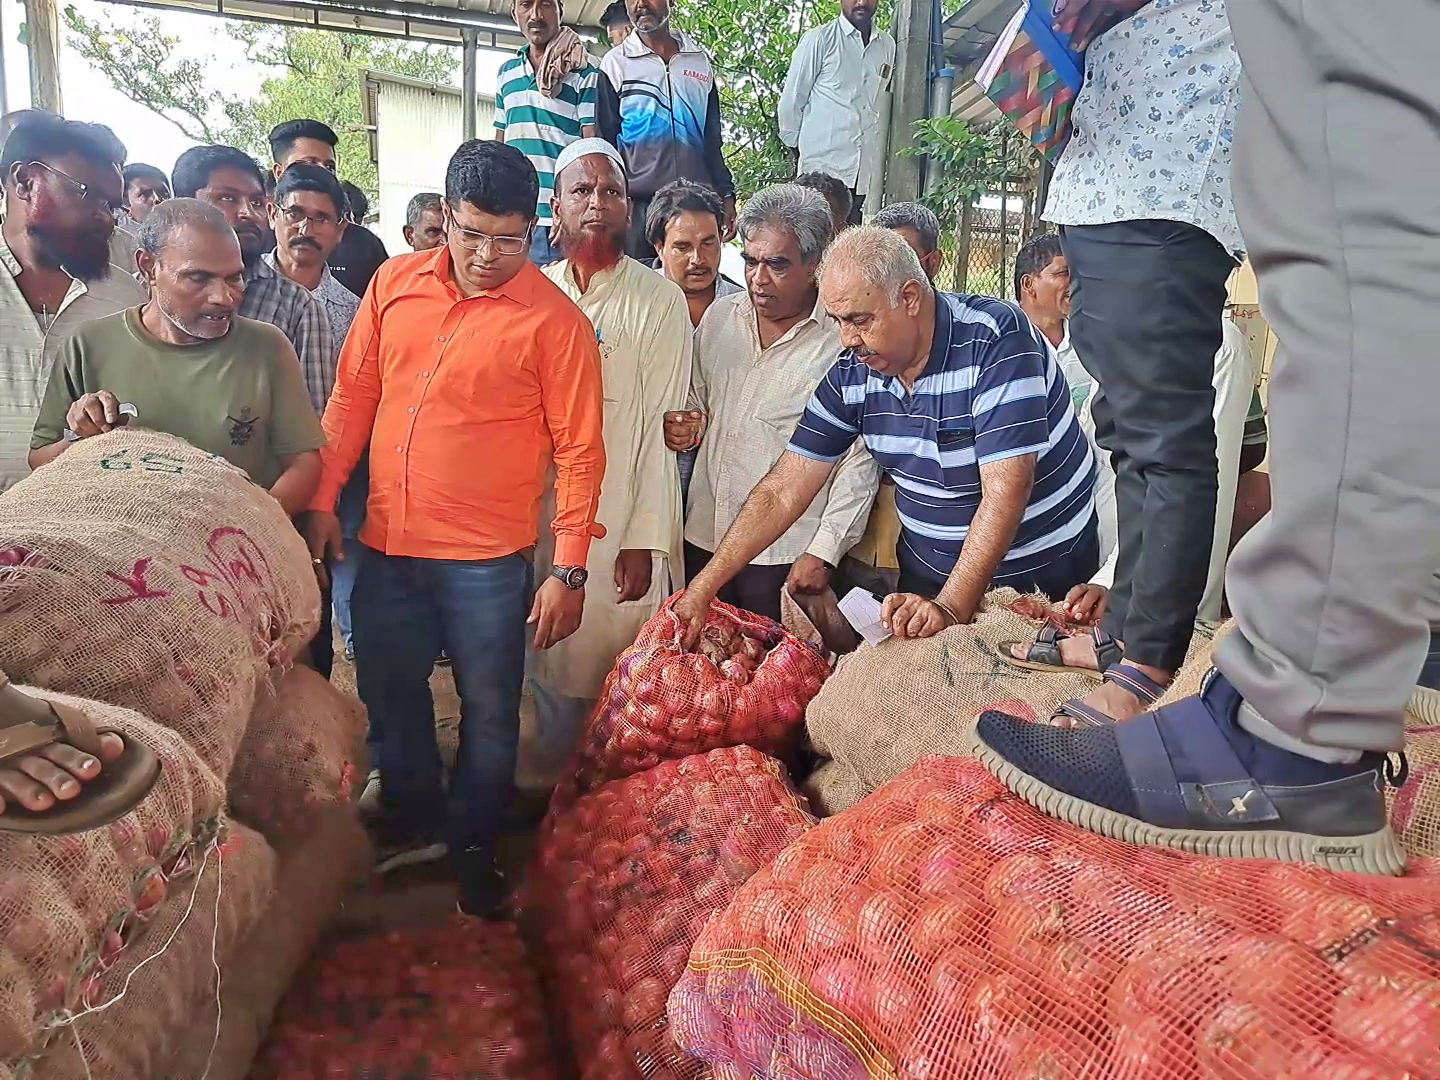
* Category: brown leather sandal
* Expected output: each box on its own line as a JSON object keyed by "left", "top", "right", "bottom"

{"left": 0, "top": 679, "right": 161, "bottom": 835}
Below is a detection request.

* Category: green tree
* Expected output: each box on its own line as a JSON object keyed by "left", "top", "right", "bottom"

{"left": 62, "top": 7, "right": 455, "bottom": 195}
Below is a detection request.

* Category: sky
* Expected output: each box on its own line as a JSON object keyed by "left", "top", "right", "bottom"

{"left": 0, "top": 0, "right": 509, "bottom": 174}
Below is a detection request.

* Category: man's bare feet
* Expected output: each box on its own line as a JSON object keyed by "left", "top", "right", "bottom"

{"left": 0, "top": 685, "right": 126, "bottom": 815}
{"left": 1051, "top": 660, "right": 1172, "bottom": 728}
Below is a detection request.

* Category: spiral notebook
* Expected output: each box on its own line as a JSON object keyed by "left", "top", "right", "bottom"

{"left": 975, "top": 0, "right": 1086, "bottom": 163}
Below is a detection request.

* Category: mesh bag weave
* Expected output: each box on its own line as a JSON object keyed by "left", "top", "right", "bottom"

{"left": 0, "top": 688, "right": 225, "bottom": 1066}
{"left": 228, "top": 666, "right": 367, "bottom": 850}
{"left": 523, "top": 746, "right": 816, "bottom": 1079}
{"left": 252, "top": 916, "right": 557, "bottom": 1080}
{"left": 19, "top": 822, "right": 276, "bottom": 1080}
{"left": 804, "top": 590, "right": 1225, "bottom": 802}
{"left": 1392, "top": 687, "right": 1440, "bottom": 860}
{"left": 0, "top": 430, "right": 320, "bottom": 778}
{"left": 670, "top": 756, "right": 1440, "bottom": 1080}
{"left": 555, "top": 596, "right": 829, "bottom": 804}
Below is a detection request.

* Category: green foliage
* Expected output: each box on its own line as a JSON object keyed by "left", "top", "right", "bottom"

{"left": 903, "top": 113, "right": 1011, "bottom": 232}
{"left": 62, "top": 7, "right": 455, "bottom": 195}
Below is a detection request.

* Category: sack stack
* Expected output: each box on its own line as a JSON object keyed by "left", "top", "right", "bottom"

{"left": 0, "top": 432, "right": 370, "bottom": 1079}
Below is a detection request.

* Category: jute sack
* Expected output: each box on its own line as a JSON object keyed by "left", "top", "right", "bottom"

{"left": 164, "top": 807, "right": 371, "bottom": 1080}
{"left": 1391, "top": 686, "right": 1440, "bottom": 859}
{"left": 804, "top": 588, "right": 1225, "bottom": 801}
{"left": 800, "top": 757, "right": 869, "bottom": 817}
{"left": 0, "top": 688, "right": 226, "bottom": 1065}
{"left": 228, "top": 667, "right": 368, "bottom": 851}
{"left": 0, "top": 430, "right": 320, "bottom": 778}
{"left": 14, "top": 822, "right": 276, "bottom": 1080}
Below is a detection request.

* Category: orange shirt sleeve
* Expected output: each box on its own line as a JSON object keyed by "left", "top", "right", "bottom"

{"left": 540, "top": 310, "right": 607, "bottom": 567}
{"left": 310, "top": 271, "right": 385, "bottom": 513}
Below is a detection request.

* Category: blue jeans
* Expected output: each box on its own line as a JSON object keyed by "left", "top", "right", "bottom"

{"left": 352, "top": 545, "right": 533, "bottom": 855}
{"left": 330, "top": 452, "right": 370, "bottom": 655}
{"left": 528, "top": 224, "right": 561, "bottom": 267}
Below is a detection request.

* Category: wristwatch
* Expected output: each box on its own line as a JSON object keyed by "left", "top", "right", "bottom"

{"left": 551, "top": 565, "right": 589, "bottom": 590}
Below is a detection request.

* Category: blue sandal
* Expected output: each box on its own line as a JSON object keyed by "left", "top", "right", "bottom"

{"left": 1053, "top": 662, "right": 1169, "bottom": 727}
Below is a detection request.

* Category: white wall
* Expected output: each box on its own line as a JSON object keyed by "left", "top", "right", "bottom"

{"left": 373, "top": 79, "right": 495, "bottom": 255}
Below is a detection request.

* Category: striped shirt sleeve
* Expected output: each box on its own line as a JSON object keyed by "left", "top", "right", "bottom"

{"left": 578, "top": 67, "right": 599, "bottom": 127}
{"left": 494, "top": 67, "right": 511, "bottom": 131}
{"left": 787, "top": 360, "right": 862, "bottom": 463}
{"left": 972, "top": 318, "right": 1052, "bottom": 466}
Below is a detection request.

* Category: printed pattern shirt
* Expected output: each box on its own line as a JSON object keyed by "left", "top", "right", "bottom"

{"left": 239, "top": 256, "right": 334, "bottom": 415}
{"left": 1043, "top": 0, "right": 1245, "bottom": 256}
{"left": 788, "top": 293, "right": 1096, "bottom": 587}
{"left": 495, "top": 49, "right": 601, "bottom": 225}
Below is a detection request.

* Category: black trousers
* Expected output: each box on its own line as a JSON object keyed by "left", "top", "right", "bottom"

{"left": 1060, "top": 220, "right": 1237, "bottom": 672}
{"left": 684, "top": 543, "right": 791, "bottom": 624}
{"left": 896, "top": 517, "right": 1101, "bottom": 605}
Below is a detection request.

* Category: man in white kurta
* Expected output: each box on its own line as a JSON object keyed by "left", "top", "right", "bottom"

{"left": 528, "top": 140, "right": 692, "bottom": 776}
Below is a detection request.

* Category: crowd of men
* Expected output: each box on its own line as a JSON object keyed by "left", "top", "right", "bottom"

{"left": 1, "top": 0, "right": 1437, "bottom": 912}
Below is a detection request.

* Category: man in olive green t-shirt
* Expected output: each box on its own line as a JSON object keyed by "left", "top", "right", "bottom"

{"left": 29, "top": 199, "right": 324, "bottom": 511}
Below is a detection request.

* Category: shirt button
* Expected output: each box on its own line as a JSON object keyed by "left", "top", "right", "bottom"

{"left": 437, "top": 336, "right": 446, "bottom": 342}
{"left": 407, "top": 406, "right": 416, "bottom": 414}
{"left": 421, "top": 370, "right": 431, "bottom": 378}
{"left": 396, "top": 445, "right": 403, "bottom": 452}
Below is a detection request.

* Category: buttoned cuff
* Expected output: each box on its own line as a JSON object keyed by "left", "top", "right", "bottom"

{"left": 554, "top": 523, "right": 605, "bottom": 569}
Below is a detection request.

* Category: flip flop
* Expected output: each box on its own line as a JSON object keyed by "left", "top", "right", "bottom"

{"left": 0, "top": 694, "right": 161, "bottom": 835}
{"left": 998, "top": 624, "right": 1122, "bottom": 681}
{"left": 1052, "top": 661, "right": 1170, "bottom": 728}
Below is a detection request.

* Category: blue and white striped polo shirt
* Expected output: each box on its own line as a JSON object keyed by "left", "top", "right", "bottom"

{"left": 787, "top": 291, "right": 1095, "bottom": 587}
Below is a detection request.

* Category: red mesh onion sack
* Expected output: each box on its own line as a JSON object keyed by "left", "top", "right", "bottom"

{"left": 252, "top": 917, "right": 557, "bottom": 1079}
{"left": 523, "top": 745, "right": 816, "bottom": 1079}
{"left": 669, "top": 756, "right": 1440, "bottom": 1080}
{"left": 558, "top": 596, "right": 830, "bottom": 802}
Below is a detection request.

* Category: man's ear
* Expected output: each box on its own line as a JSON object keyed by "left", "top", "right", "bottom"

{"left": 901, "top": 278, "right": 927, "bottom": 315}
{"left": 7, "top": 161, "right": 38, "bottom": 202}
{"left": 136, "top": 248, "right": 157, "bottom": 284}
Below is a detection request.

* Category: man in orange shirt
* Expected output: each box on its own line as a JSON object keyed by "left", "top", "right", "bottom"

{"left": 302, "top": 140, "right": 606, "bottom": 918}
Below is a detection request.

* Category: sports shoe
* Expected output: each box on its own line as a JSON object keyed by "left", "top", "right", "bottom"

{"left": 357, "top": 768, "right": 382, "bottom": 819}
{"left": 455, "top": 848, "right": 510, "bottom": 921}
{"left": 974, "top": 670, "right": 1408, "bottom": 875}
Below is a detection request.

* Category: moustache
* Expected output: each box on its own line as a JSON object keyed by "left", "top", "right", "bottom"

{"left": 288, "top": 236, "right": 322, "bottom": 251}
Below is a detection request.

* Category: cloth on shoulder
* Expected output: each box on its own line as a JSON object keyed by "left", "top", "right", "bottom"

{"left": 540, "top": 27, "right": 592, "bottom": 97}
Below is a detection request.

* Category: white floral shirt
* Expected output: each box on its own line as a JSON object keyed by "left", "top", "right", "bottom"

{"left": 1043, "top": 0, "right": 1245, "bottom": 257}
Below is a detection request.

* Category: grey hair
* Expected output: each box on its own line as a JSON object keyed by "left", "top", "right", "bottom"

{"left": 137, "top": 197, "right": 235, "bottom": 257}
{"left": 871, "top": 201, "right": 941, "bottom": 255}
{"left": 406, "top": 191, "right": 442, "bottom": 229}
{"left": 736, "top": 184, "right": 835, "bottom": 264}
{"left": 818, "top": 225, "right": 934, "bottom": 306}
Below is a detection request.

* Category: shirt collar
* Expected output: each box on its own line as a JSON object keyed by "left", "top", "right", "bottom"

{"left": 245, "top": 255, "right": 277, "bottom": 284}
{"left": 837, "top": 14, "right": 864, "bottom": 39}
{"left": 624, "top": 27, "right": 701, "bottom": 59}
{"left": 263, "top": 250, "right": 338, "bottom": 296}
{"left": 426, "top": 245, "right": 537, "bottom": 307}
{"left": 0, "top": 238, "right": 88, "bottom": 308}
{"left": 740, "top": 288, "right": 827, "bottom": 351}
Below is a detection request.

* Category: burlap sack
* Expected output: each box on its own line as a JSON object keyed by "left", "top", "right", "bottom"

{"left": 1392, "top": 686, "right": 1440, "bottom": 859}
{"left": 228, "top": 667, "right": 367, "bottom": 851}
{"left": 164, "top": 807, "right": 371, "bottom": 1080}
{"left": 0, "top": 688, "right": 226, "bottom": 1064}
{"left": 804, "top": 588, "right": 1225, "bottom": 800}
{"left": 800, "top": 757, "right": 869, "bottom": 817}
{"left": 0, "top": 430, "right": 320, "bottom": 778}
{"left": 16, "top": 822, "right": 276, "bottom": 1080}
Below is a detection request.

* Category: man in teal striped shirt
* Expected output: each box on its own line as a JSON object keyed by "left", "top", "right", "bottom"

{"left": 496, "top": 0, "right": 601, "bottom": 266}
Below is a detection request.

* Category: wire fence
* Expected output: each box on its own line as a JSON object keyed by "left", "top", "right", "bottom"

{"left": 939, "top": 188, "right": 1046, "bottom": 300}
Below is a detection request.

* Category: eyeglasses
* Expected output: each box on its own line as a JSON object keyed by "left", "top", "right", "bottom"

{"left": 278, "top": 204, "right": 341, "bottom": 230}
{"left": 28, "top": 160, "right": 125, "bottom": 215}
{"left": 445, "top": 216, "right": 532, "bottom": 256}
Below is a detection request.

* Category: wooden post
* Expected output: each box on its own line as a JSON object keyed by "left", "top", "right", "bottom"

{"left": 462, "top": 27, "right": 478, "bottom": 141}
{"left": 882, "top": 0, "right": 931, "bottom": 204}
{"left": 955, "top": 201, "right": 973, "bottom": 291}
{"left": 23, "top": 0, "right": 63, "bottom": 114}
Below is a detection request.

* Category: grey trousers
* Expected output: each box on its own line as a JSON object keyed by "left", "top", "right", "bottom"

{"left": 1215, "top": 0, "right": 1440, "bottom": 753}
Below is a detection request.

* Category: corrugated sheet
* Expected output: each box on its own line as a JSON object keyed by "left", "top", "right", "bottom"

{"left": 371, "top": 75, "right": 495, "bottom": 253}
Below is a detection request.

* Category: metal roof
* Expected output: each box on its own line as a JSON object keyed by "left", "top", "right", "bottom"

{"left": 95, "top": 0, "right": 607, "bottom": 52}
{"left": 940, "top": 0, "right": 1022, "bottom": 127}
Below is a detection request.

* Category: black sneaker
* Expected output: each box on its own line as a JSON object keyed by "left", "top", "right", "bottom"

{"left": 974, "top": 670, "right": 1408, "bottom": 876}
{"left": 455, "top": 848, "right": 510, "bottom": 921}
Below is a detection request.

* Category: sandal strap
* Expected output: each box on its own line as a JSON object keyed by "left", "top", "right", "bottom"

{"left": 1055, "top": 697, "right": 1118, "bottom": 728}
{"left": 1090, "top": 629, "right": 1124, "bottom": 671}
{"left": 1104, "top": 663, "right": 1168, "bottom": 705}
{"left": 1023, "top": 623, "right": 1067, "bottom": 667}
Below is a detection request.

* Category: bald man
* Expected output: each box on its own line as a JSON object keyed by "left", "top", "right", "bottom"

{"left": 30, "top": 198, "right": 325, "bottom": 513}
{"left": 674, "top": 225, "right": 1098, "bottom": 646}
{"left": 526, "top": 139, "right": 691, "bottom": 779}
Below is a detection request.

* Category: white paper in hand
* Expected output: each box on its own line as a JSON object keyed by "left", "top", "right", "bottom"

{"left": 838, "top": 587, "right": 892, "bottom": 647}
